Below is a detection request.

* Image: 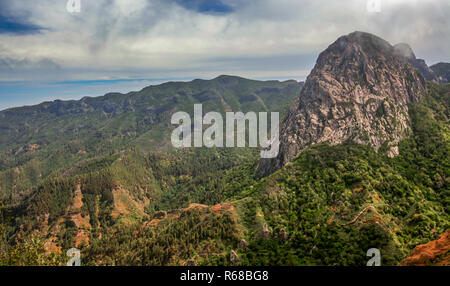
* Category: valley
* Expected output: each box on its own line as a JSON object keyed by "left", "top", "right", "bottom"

{"left": 0, "top": 32, "right": 448, "bottom": 266}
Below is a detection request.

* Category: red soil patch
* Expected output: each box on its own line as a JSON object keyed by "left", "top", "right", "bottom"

{"left": 71, "top": 213, "right": 91, "bottom": 229}
{"left": 401, "top": 230, "right": 450, "bottom": 266}
{"left": 74, "top": 230, "right": 90, "bottom": 247}
{"left": 44, "top": 237, "right": 61, "bottom": 254}
{"left": 147, "top": 218, "right": 161, "bottom": 227}
{"left": 212, "top": 204, "right": 222, "bottom": 212}
{"left": 352, "top": 184, "right": 363, "bottom": 192}
{"left": 327, "top": 214, "right": 335, "bottom": 226}
{"left": 211, "top": 203, "right": 233, "bottom": 212}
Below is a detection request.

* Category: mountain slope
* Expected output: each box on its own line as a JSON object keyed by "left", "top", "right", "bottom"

{"left": 73, "top": 82, "right": 448, "bottom": 266}
{"left": 0, "top": 32, "right": 448, "bottom": 266}
{"left": 258, "top": 31, "right": 427, "bottom": 177}
{"left": 393, "top": 43, "right": 450, "bottom": 84}
{"left": 393, "top": 43, "right": 437, "bottom": 82}
{"left": 0, "top": 76, "right": 302, "bottom": 201}
{"left": 430, "top": 62, "right": 450, "bottom": 83}
{"left": 0, "top": 76, "right": 303, "bottom": 263}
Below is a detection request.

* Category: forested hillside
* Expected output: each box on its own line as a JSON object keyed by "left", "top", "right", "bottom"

{"left": 0, "top": 76, "right": 301, "bottom": 202}
{"left": 0, "top": 33, "right": 448, "bottom": 266}
{"left": 75, "top": 83, "right": 450, "bottom": 266}
{"left": 0, "top": 76, "right": 302, "bottom": 265}
{"left": 1, "top": 82, "right": 446, "bottom": 266}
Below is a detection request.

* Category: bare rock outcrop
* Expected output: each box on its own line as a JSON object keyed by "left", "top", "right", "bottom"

{"left": 230, "top": 250, "right": 240, "bottom": 264}
{"left": 152, "top": 211, "right": 167, "bottom": 219}
{"left": 258, "top": 222, "right": 272, "bottom": 239}
{"left": 278, "top": 228, "right": 288, "bottom": 240}
{"left": 238, "top": 239, "right": 249, "bottom": 249}
{"left": 258, "top": 31, "right": 426, "bottom": 177}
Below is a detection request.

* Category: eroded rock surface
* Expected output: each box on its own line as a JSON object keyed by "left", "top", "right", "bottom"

{"left": 258, "top": 32, "right": 426, "bottom": 177}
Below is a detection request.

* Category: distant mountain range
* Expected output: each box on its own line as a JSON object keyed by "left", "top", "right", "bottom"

{"left": 0, "top": 32, "right": 448, "bottom": 266}
{"left": 0, "top": 76, "right": 302, "bottom": 200}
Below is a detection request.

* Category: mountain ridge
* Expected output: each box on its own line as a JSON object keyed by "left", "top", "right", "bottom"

{"left": 0, "top": 76, "right": 302, "bottom": 201}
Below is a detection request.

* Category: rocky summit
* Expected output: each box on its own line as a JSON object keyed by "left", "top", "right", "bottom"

{"left": 393, "top": 43, "right": 448, "bottom": 83}
{"left": 258, "top": 31, "right": 427, "bottom": 177}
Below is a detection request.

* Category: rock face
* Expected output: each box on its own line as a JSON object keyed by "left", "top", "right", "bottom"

{"left": 258, "top": 222, "right": 272, "bottom": 239}
{"left": 393, "top": 43, "right": 444, "bottom": 82}
{"left": 393, "top": 43, "right": 450, "bottom": 84}
{"left": 258, "top": 31, "right": 426, "bottom": 177}
{"left": 393, "top": 43, "right": 435, "bottom": 81}
{"left": 278, "top": 229, "right": 288, "bottom": 240}
{"left": 430, "top": 62, "right": 450, "bottom": 83}
{"left": 230, "top": 250, "right": 240, "bottom": 264}
{"left": 238, "top": 239, "right": 249, "bottom": 249}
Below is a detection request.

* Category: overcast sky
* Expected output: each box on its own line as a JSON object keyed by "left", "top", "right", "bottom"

{"left": 0, "top": 0, "right": 449, "bottom": 110}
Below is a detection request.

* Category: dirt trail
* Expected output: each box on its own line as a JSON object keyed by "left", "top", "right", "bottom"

{"left": 341, "top": 205, "right": 380, "bottom": 226}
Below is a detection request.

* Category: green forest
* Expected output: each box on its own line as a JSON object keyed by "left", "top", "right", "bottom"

{"left": 0, "top": 80, "right": 448, "bottom": 266}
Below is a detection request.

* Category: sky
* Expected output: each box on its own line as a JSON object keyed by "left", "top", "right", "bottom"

{"left": 0, "top": 0, "right": 449, "bottom": 110}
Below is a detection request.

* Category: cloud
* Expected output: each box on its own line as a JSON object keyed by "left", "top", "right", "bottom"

{"left": 0, "top": 16, "right": 43, "bottom": 35}
{"left": 0, "top": 57, "right": 60, "bottom": 71}
{"left": 0, "top": 56, "right": 61, "bottom": 81}
{"left": 0, "top": 0, "right": 448, "bottom": 83}
{"left": 0, "top": 1, "right": 44, "bottom": 35}
{"left": 174, "top": 0, "right": 234, "bottom": 14}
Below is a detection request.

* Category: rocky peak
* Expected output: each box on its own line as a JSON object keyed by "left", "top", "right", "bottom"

{"left": 257, "top": 31, "right": 426, "bottom": 177}
{"left": 394, "top": 43, "right": 416, "bottom": 60}
{"left": 394, "top": 43, "right": 437, "bottom": 81}
{"left": 430, "top": 62, "right": 450, "bottom": 83}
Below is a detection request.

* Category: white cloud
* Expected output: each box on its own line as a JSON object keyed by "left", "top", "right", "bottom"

{"left": 0, "top": 0, "right": 449, "bottom": 82}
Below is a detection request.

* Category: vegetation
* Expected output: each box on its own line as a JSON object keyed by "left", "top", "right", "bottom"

{"left": 0, "top": 81, "right": 447, "bottom": 266}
